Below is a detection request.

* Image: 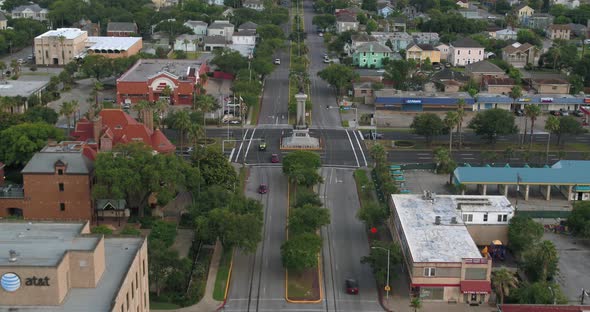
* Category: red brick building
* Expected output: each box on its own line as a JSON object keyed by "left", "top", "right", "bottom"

{"left": 73, "top": 109, "right": 175, "bottom": 154}
{"left": 116, "top": 58, "right": 210, "bottom": 106}
{"left": 0, "top": 141, "right": 96, "bottom": 220}
{"left": 106, "top": 22, "right": 138, "bottom": 37}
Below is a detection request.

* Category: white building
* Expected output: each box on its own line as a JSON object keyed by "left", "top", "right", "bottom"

{"left": 450, "top": 37, "right": 485, "bottom": 66}
{"left": 232, "top": 30, "right": 256, "bottom": 45}
{"left": 11, "top": 4, "right": 48, "bottom": 21}
{"left": 173, "top": 34, "right": 201, "bottom": 52}
{"left": 207, "top": 20, "right": 234, "bottom": 42}
{"left": 336, "top": 14, "right": 359, "bottom": 33}
{"left": 184, "top": 20, "right": 208, "bottom": 36}
{"left": 243, "top": 0, "right": 264, "bottom": 11}
{"left": 436, "top": 43, "right": 450, "bottom": 61}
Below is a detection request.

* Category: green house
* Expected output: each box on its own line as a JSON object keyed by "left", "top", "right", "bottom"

{"left": 352, "top": 42, "right": 392, "bottom": 69}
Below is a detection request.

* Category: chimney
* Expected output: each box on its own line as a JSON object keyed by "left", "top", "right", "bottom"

{"left": 142, "top": 109, "right": 154, "bottom": 132}
{"left": 93, "top": 114, "right": 102, "bottom": 145}
{"left": 435, "top": 216, "right": 441, "bottom": 225}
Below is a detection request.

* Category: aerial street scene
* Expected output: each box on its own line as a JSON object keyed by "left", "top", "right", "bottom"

{"left": 2, "top": 0, "right": 590, "bottom": 311}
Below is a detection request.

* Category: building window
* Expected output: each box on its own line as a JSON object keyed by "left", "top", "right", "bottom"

{"left": 136, "top": 272, "right": 138, "bottom": 289}
{"left": 424, "top": 267, "right": 436, "bottom": 277}
{"left": 58, "top": 169, "right": 64, "bottom": 175}
{"left": 59, "top": 183, "right": 64, "bottom": 191}
{"left": 121, "top": 304, "right": 124, "bottom": 312}
{"left": 483, "top": 213, "right": 488, "bottom": 222}
{"left": 143, "top": 259, "right": 146, "bottom": 276}
{"left": 60, "top": 203, "right": 66, "bottom": 211}
{"left": 497, "top": 214, "right": 508, "bottom": 222}
{"left": 468, "top": 50, "right": 471, "bottom": 55}
{"left": 126, "top": 292, "right": 129, "bottom": 310}
{"left": 463, "top": 214, "right": 473, "bottom": 222}
{"left": 132, "top": 281, "right": 135, "bottom": 298}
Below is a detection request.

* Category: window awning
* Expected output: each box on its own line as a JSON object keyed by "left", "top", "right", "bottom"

{"left": 460, "top": 281, "right": 491, "bottom": 294}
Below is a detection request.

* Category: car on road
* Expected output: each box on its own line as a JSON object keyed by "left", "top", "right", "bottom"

{"left": 514, "top": 109, "right": 524, "bottom": 116}
{"left": 345, "top": 279, "right": 359, "bottom": 295}
{"left": 274, "top": 58, "right": 281, "bottom": 65}
{"left": 258, "top": 184, "right": 268, "bottom": 194}
{"left": 323, "top": 56, "right": 330, "bottom": 64}
{"left": 271, "top": 153, "right": 280, "bottom": 163}
{"left": 27, "top": 54, "right": 34, "bottom": 61}
{"left": 259, "top": 142, "right": 267, "bottom": 151}
{"left": 17, "top": 58, "right": 25, "bottom": 64}
{"left": 318, "top": 32, "right": 323, "bottom": 37}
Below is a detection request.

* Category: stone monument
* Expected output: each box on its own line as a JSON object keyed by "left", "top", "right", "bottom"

{"left": 281, "top": 91, "right": 320, "bottom": 149}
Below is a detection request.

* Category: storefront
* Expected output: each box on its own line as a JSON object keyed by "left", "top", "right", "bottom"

{"left": 476, "top": 93, "right": 585, "bottom": 112}
{"left": 375, "top": 95, "right": 476, "bottom": 111}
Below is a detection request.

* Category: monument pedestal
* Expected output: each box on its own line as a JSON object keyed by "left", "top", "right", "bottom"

{"left": 281, "top": 92, "right": 320, "bottom": 149}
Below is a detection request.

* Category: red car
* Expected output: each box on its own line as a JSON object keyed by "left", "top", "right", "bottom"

{"left": 258, "top": 184, "right": 268, "bottom": 194}
{"left": 346, "top": 279, "right": 359, "bottom": 295}
{"left": 271, "top": 154, "right": 280, "bottom": 163}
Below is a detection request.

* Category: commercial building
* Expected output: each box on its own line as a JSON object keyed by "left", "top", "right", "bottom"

{"left": 86, "top": 36, "right": 143, "bottom": 59}
{"left": 453, "top": 160, "right": 590, "bottom": 201}
{"left": 389, "top": 193, "right": 506, "bottom": 304}
{"left": 0, "top": 221, "right": 149, "bottom": 312}
{"left": 116, "top": 57, "right": 210, "bottom": 106}
{"left": 475, "top": 93, "right": 584, "bottom": 111}
{"left": 0, "top": 141, "right": 95, "bottom": 220}
{"left": 374, "top": 90, "right": 475, "bottom": 111}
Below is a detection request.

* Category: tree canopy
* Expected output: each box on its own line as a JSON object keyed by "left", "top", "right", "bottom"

{"left": 410, "top": 113, "right": 444, "bottom": 144}
{"left": 281, "top": 232, "right": 322, "bottom": 272}
{"left": 289, "top": 204, "right": 330, "bottom": 235}
{"left": 468, "top": 108, "right": 518, "bottom": 142}
{"left": 508, "top": 215, "right": 544, "bottom": 256}
{"left": 318, "top": 64, "right": 359, "bottom": 98}
{"left": 0, "top": 122, "right": 65, "bottom": 166}
{"left": 361, "top": 241, "right": 402, "bottom": 285}
{"left": 567, "top": 201, "right": 590, "bottom": 238}
{"left": 356, "top": 201, "right": 388, "bottom": 228}
{"left": 282, "top": 150, "right": 322, "bottom": 186}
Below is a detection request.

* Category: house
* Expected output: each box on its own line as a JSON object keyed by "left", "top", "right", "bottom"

{"left": 515, "top": 4, "right": 534, "bottom": 25}
{"left": 0, "top": 12, "right": 7, "bottom": 30}
{"left": 345, "top": 33, "right": 377, "bottom": 55}
{"left": 406, "top": 43, "right": 441, "bottom": 63}
{"left": 73, "top": 109, "right": 175, "bottom": 154}
{"left": 174, "top": 34, "right": 201, "bottom": 52}
{"left": 377, "top": 2, "right": 394, "bottom": 17}
{"left": 547, "top": 24, "right": 571, "bottom": 40}
{"left": 392, "top": 17, "right": 406, "bottom": 32}
{"left": 116, "top": 57, "right": 210, "bottom": 106}
{"left": 402, "top": 5, "right": 419, "bottom": 19}
{"left": 336, "top": 13, "right": 359, "bottom": 33}
{"left": 502, "top": 42, "right": 538, "bottom": 68}
{"left": 0, "top": 141, "right": 95, "bottom": 220}
{"left": 412, "top": 32, "right": 440, "bottom": 45}
{"left": 450, "top": 37, "right": 485, "bottom": 66}
{"left": 203, "top": 35, "right": 227, "bottom": 51}
{"left": 232, "top": 29, "right": 256, "bottom": 45}
{"left": 436, "top": 43, "right": 450, "bottom": 61}
{"left": 222, "top": 8, "right": 234, "bottom": 17}
{"left": 184, "top": 20, "right": 208, "bottom": 36}
{"left": 106, "top": 22, "right": 138, "bottom": 37}
{"left": 73, "top": 18, "right": 100, "bottom": 36}
{"left": 431, "top": 68, "right": 469, "bottom": 92}
{"left": 11, "top": 4, "right": 49, "bottom": 21}
{"left": 465, "top": 60, "right": 506, "bottom": 83}
{"left": 353, "top": 82, "right": 376, "bottom": 103}
{"left": 493, "top": 28, "right": 518, "bottom": 40}
{"left": 457, "top": 8, "right": 479, "bottom": 19}
{"left": 552, "top": 0, "right": 580, "bottom": 8}
{"left": 388, "top": 194, "right": 507, "bottom": 304}
{"left": 352, "top": 42, "right": 393, "bottom": 69}
{"left": 208, "top": 0, "right": 224, "bottom": 5}
{"left": 526, "top": 13, "right": 554, "bottom": 29}
{"left": 207, "top": 20, "right": 235, "bottom": 42}
{"left": 567, "top": 23, "right": 587, "bottom": 37}
{"left": 483, "top": 77, "right": 516, "bottom": 94}
{"left": 243, "top": 0, "right": 264, "bottom": 11}
{"left": 153, "top": 0, "right": 178, "bottom": 9}
{"left": 355, "top": 69, "right": 385, "bottom": 82}
{"left": 457, "top": 0, "right": 469, "bottom": 8}
{"left": 529, "top": 78, "right": 571, "bottom": 94}
{"left": 238, "top": 21, "right": 258, "bottom": 32}
{"left": 372, "top": 32, "right": 413, "bottom": 51}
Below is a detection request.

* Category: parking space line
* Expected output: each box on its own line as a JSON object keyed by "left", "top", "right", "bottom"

{"left": 234, "top": 129, "right": 249, "bottom": 162}
{"left": 352, "top": 130, "right": 368, "bottom": 167}
{"left": 345, "top": 129, "right": 360, "bottom": 168}
{"left": 228, "top": 148, "right": 235, "bottom": 162}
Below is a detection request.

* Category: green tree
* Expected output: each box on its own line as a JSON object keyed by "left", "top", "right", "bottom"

{"left": 91, "top": 225, "right": 114, "bottom": 235}
{"left": 312, "top": 14, "right": 336, "bottom": 31}
{"left": 149, "top": 239, "right": 180, "bottom": 297}
{"left": 410, "top": 113, "right": 444, "bottom": 144}
{"left": 120, "top": 225, "right": 141, "bottom": 236}
{"left": 567, "top": 201, "right": 590, "bottom": 238}
{"left": 356, "top": 201, "right": 388, "bottom": 227}
{"left": 59, "top": 100, "right": 79, "bottom": 136}
{"left": 173, "top": 109, "right": 191, "bottom": 151}
{"left": 361, "top": 0, "right": 378, "bottom": 11}
{"left": 507, "top": 215, "right": 543, "bottom": 257}
{"left": 492, "top": 267, "right": 518, "bottom": 304}
{"left": 23, "top": 106, "right": 59, "bottom": 124}
{"left": 410, "top": 297, "right": 422, "bottom": 312}
{"left": 80, "top": 55, "right": 113, "bottom": 81}
{"left": 524, "top": 104, "right": 542, "bottom": 148}
{"left": 318, "top": 64, "right": 360, "bottom": 100}
{"left": 544, "top": 115, "right": 560, "bottom": 162}
{"left": 196, "top": 148, "right": 238, "bottom": 191}
{"left": 361, "top": 241, "right": 402, "bottom": 285}
{"left": 281, "top": 232, "right": 322, "bottom": 272}
{"left": 455, "top": 99, "right": 466, "bottom": 149}
{"left": 383, "top": 59, "right": 413, "bottom": 90}
{"left": 211, "top": 49, "right": 248, "bottom": 74}
{"left": 208, "top": 196, "right": 263, "bottom": 252}
{"left": 433, "top": 147, "right": 457, "bottom": 174}
{"left": 257, "top": 24, "right": 285, "bottom": 40}
{"left": 444, "top": 111, "right": 459, "bottom": 153}
{"left": 282, "top": 150, "right": 323, "bottom": 186}
{"left": 0, "top": 122, "right": 65, "bottom": 166}
{"left": 517, "top": 29, "right": 542, "bottom": 47}
{"left": 366, "top": 19, "right": 378, "bottom": 34}
{"left": 289, "top": 204, "right": 331, "bottom": 235}
{"left": 468, "top": 109, "right": 518, "bottom": 143}
{"left": 555, "top": 116, "right": 585, "bottom": 145}
{"left": 193, "top": 94, "right": 219, "bottom": 112}
{"left": 513, "top": 282, "right": 568, "bottom": 304}
{"left": 524, "top": 240, "right": 559, "bottom": 282}
{"left": 369, "top": 143, "right": 387, "bottom": 167}
{"left": 295, "top": 189, "right": 323, "bottom": 208}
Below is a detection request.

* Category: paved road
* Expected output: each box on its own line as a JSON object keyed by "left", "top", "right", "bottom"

{"left": 320, "top": 167, "right": 383, "bottom": 312}
{"left": 257, "top": 47, "right": 291, "bottom": 126}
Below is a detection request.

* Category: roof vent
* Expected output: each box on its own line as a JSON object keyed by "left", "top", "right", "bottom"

{"left": 451, "top": 217, "right": 458, "bottom": 224}
{"left": 435, "top": 216, "right": 441, "bottom": 225}
{"left": 8, "top": 250, "right": 18, "bottom": 262}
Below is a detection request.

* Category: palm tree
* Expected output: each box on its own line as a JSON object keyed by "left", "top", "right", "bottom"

{"left": 193, "top": 94, "right": 218, "bottom": 112}
{"left": 544, "top": 115, "right": 560, "bottom": 163}
{"left": 60, "top": 100, "right": 79, "bottom": 136}
{"left": 534, "top": 240, "right": 559, "bottom": 282}
{"left": 492, "top": 268, "right": 518, "bottom": 304}
{"left": 524, "top": 104, "right": 542, "bottom": 148}
{"left": 183, "top": 38, "right": 190, "bottom": 54}
{"left": 133, "top": 100, "right": 151, "bottom": 122}
{"left": 187, "top": 123, "right": 204, "bottom": 148}
{"left": 409, "top": 297, "right": 422, "bottom": 312}
{"left": 509, "top": 86, "right": 523, "bottom": 146}
{"left": 174, "top": 110, "right": 191, "bottom": 152}
{"left": 90, "top": 81, "right": 104, "bottom": 111}
{"left": 455, "top": 99, "right": 466, "bottom": 150}
{"left": 58, "top": 35, "right": 66, "bottom": 65}
{"left": 444, "top": 111, "right": 459, "bottom": 153}
{"left": 152, "top": 99, "right": 169, "bottom": 128}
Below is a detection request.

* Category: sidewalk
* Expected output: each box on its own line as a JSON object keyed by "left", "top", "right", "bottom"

{"left": 152, "top": 240, "right": 223, "bottom": 312}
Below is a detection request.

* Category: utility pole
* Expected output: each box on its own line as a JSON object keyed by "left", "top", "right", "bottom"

{"left": 372, "top": 246, "right": 391, "bottom": 301}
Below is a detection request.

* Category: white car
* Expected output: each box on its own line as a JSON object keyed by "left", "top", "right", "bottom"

{"left": 318, "top": 32, "right": 324, "bottom": 37}
{"left": 274, "top": 58, "right": 281, "bottom": 65}
{"left": 323, "top": 57, "right": 330, "bottom": 64}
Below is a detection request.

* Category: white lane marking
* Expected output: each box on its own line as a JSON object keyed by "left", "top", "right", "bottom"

{"left": 345, "top": 129, "right": 360, "bottom": 168}
{"left": 417, "top": 153, "right": 430, "bottom": 156}
{"left": 234, "top": 129, "right": 249, "bottom": 162}
{"left": 418, "top": 157, "right": 431, "bottom": 160}
{"left": 275, "top": 116, "right": 279, "bottom": 124}
{"left": 352, "top": 130, "right": 368, "bottom": 167}
{"left": 243, "top": 128, "right": 257, "bottom": 163}
{"left": 228, "top": 148, "right": 235, "bottom": 161}
{"left": 357, "top": 130, "right": 364, "bottom": 141}
{"left": 462, "top": 157, "right": 476, "bottom": 160}
{"left": 461, "top": 153, "right": 474, "bottom": 156}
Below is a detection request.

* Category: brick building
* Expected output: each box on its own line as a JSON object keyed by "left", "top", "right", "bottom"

{"left": 116, "top": 58, "right": 210, "bottom": 106}
{"left": 106, "top": 22, "right": 138, "bottom": 36}
{"left": 0, "top": 141, "right": 95, "bottom": 220}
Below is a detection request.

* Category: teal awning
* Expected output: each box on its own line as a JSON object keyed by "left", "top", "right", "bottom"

{"left": 574, "top": 185, "right": 590, "bottom": 192}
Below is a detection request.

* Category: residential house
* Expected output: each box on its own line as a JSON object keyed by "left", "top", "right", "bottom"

{"left": 483, "top": 77, "right": 516, "bottom": 94}
{"left": 436, "top": 43, "right": 450, "bottom": 61}
{"left": 450, "top": 37, "right": 485, "bottom": 66}
{"left": 0, "top": 12, "right": 7, "bottom": 30}
{"left": 377, "top": 2, "right": 394, "bottom": 17}
{"left": 457, "top": 0, "right": 469, "bottom": 8}
{"left": 238, "top": 21, "right": 258, "bottom": 32}
{"left": 243, "top": 0, "right": 264, "bottom": 11}
{"left": 530, "top": 78, "right": 570, "bottom": 94}
{"left": 567, "top": 23, "right": 587, "bottom": 37}
{"left": 353, "top": 82, "right": 376, "bottom": 104}
{"left": 457, "top": 8, "right": 479, "bottom": 19}
{"left": 372, "top": 32, "right": 413, "bottom": 51}
{"left": 412, "top": 32, "right": 440, "bottom": 45}
{"left": 502, "top": 42, "right": 538, "bottom": 68}
{"left": 526, "top": 13, "right": 554, "bottom": 29}
{"left": 232, "top": 29, "right": 256, "bottom": 45}
{"left": 174, "top": 34, "right": 201, "bottom": 52}
{"left": 552, "top": 0, "right": 580, "bottom": 8}
{"left": 431, "top": 68, "right": 469, "bottom": 92}
{"left": 355, "top": 69, "right": 385, "bottom": 83}
{"left": 345, "top": 33, "right": 377, "bottom": 55}
{"left": 406, "top": 43, "right": 441, "bottom": 63}
{"left": 493, "top": 28, "right": 518, "bottom": 40}
{"left": 515, "top": 4, "right": 534, "bottom": 25}
{"left": 547, "top": 24, "right": 571, "bottom": 40}
{"left": 203, "top": 35, "right": 227, "bottom": 51}
{"left": 392, "top": 17, "right": 406, "bottom": 32}
{"left": 208, "top": 0, "right": 224, "bottom": 5}
{"left": 184, "top": 20, "right": 208, "bottom": 36}
{"left": 222, "top": 8, "right": 234, "bottom": 17}
{"left": 11, "top": 4, "right": 49, "bottom": 21}
{"left": 352, "top": 42, "right": 392, "bottom": 69}
{"left": 106, "top": 22, "right": 138, "bottom": 37}
{"left": 153, "top": 0, "right": 179, "bottom": 9}
{"left": 402, "top": 5, "right": 419, "bottom": 19}
{"left": 336, "top": 13, "right": 359, "bottom": 33}
{"left": 207, "top": 20, "right": 235, "bottom": 42}
{"left": 465, "top": 60, "right": 506, "bottom": 83}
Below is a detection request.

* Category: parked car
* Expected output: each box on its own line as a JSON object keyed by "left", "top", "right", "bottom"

{"left": 345, "top": 279, "right": 359, "bottom": 295}
{"left": 17, "top": 59, "right": 25, "bottom": 64}
{"left": 122, "top": 103, "right": 131, "bottom": 109}
{"left": 514, "top": 109, "right": 524, "bottom": 116}
{"left": 323, "top": 57, "right": 330, "bottom": 64}
{"left": 364, "top": 132, "right": 384, "bottom": 140}
{"left": 271, "top": 153, "right": 280, "bottom": 163}
{"left": 560, "top": 109, "right": 569, "bottom": 116}
{"left": 274, "top": 58, "right": 281, "bottom": 65}
{"left": 27, "top": 54, "right": 34, "bottom": 61}
{"left": 318, "top": 32, "right": 323, "bottom": 37}
{"left": 549, "top": 110, "right": 562, "bottom": 116}
{"left": 573, "top": 110, "right": 585, "bottom": 117}
{"left": 258, "top": 184, "right": 268, "bottom": 194}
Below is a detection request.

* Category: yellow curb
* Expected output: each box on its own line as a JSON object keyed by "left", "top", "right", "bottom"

{"left": 222, "top": 247, "right": 235, "bottom": 301}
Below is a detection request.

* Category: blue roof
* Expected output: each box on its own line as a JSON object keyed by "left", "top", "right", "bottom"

{"left": 375, "top": 97, "right": 476, "bottom": 105}
{"left": 453, "top": 160, "right": 590, "bottom": 185}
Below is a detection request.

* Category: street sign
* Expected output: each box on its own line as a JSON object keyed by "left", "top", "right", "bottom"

{"left": 384, "top": 285, "right": 391, "bottom": 292}
{"left": 341, "top": 106, "right": 351, "bottom": 110}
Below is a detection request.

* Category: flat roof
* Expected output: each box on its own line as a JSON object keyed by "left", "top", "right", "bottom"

{"left": 0, "top": 80, "right": 48, "bottom": 97}
{"left": 391, "top": 194, "right": 485, "bottom": 263}
{"left": 118, "top": 57, "right": 211, "bottom": 82}
{"left": 36, "top": 28, "right": 85, "bottom": 40}
{"left": 454, "top": 160, "right": 590, "bottom": 185}
{"left": 87, "top": 36, "right": 141, "bottom": 51}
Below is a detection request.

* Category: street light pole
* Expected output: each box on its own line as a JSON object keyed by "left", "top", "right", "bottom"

{"left": 372, "top": 246, "right": 391, "bottom": 300}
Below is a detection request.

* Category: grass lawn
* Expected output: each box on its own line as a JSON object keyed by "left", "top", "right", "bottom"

{"left": 212, "top": 247, "right": 233, "bottom": 301}
{"left": 186, "top": 52, "right": 202, "bottom": 59}
{"left": 287, "top": 269, "right": 320, "bottom": 301}
{"left": 249, "top": 98, "right": 261, "bottom": 125}
{"left": 239, "top": 166, "right": 248, "bottom": 196}
{"left": 149, "top": 301, "right": 181, "bottom": 309}
{"left": 353, "top": 169, "right": 374, "bottom": 206}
